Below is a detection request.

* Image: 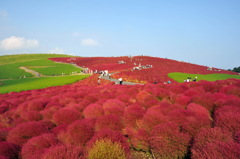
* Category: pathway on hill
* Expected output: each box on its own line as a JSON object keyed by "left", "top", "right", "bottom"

{"left": 100, "top": 74, "right": 143, "bottom": 85}
{"left": 19, "top": 66, "right": 43, "bottom": 77}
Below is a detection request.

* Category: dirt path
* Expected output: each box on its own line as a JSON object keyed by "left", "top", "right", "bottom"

{"left": 101, "top": 74, "right": 143, "bottom": 85}
{"left": 19, "top": 66, "right": 43, "bottom": 77}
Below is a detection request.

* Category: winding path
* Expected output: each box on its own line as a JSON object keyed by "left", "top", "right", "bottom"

{"left": 101, "top": 74, "right": 143, "bottom": 85}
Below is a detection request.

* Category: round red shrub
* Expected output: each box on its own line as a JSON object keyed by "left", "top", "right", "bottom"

{"left": 20, "top": 111, "right": 43, "bottom": 121}
{"left": 123, "top": 104, "right": 145, "bottom": 128}
{"left": 42, "top": 145, "right": 85, "bottom": 159}
{"left": 139, "top": 106, "right": 167, "bottom": 132}
{"left": 0, "top": 128, "right": 11, "bottom": 141}
{"left": 192, "top": 141, "right": 240, "bottom": 159}
{"left": 83, "top": 104, "right": 103, "bottom": 118}
{"left": 149, "top": 122, "right": 191, "bottom": 159}
{"left": 21, "top": 133, "right": 59, "bottom": 159}
{"left": 136, "top": 90, "right": 159, "bottom": 108}
{"left": 169, "top": 108, "right": 212, "bottom": 137}
{"left": 95, "top": 114, "right": 124, "bottom": 131}
{"left": 86, "top": 129, "right": 130, "bottom": 157}
{"left": 52, "top": 107, "right": 82, "bottom": 125}
{"left": 126, "top": 128, "right": 150, "bottom": 152}
{"left": 66, "top": 119, "right": 95, "bottom": 146}
{"left": 191, "top": 92, "right": 215, "bottom": 112}
{"left": 7, "top": 121, "right": 50, "bottom": 146}
{"left": 0, "top": 141, "right": 20, "bottom": 159}
{"left": 103, "top": 99, "right": 126, "bottom": 116}
{"left": 214, "top": 106, "right": 240, "bottom": 133}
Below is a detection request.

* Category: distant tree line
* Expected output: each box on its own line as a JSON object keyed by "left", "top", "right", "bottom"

{"left": 228, "top": 66, "right": 240, "bottom": 73}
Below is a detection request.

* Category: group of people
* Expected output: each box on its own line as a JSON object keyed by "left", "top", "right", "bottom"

{"left": 184, "top": 77, "right": 197, "bottom": 82}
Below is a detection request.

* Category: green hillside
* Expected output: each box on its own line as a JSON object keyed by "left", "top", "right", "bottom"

{"left": 168, "top": 72, "right": 240, "bottom": 82}
{"left": 0, "top": 54, "right": 90, "bottom": 94}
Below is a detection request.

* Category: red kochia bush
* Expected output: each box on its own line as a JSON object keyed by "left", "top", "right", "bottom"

{"left": 136, "top": 90, "right": 159, "bottom": 108}
{"left": 0, "top": 128, "right": 11, "bottom": 141}
{"left": 95, "top": 114, "right": 124, "bottom": 131}
{"left": 21, "top": 133, "right": 59, "bottom": 159}
{"left": 103, "top": 99, "right": 126, "bottom": 116}
{"left": 86, "top": 129, "right": 130, "bottom": 157}
{"left": 123, "top": 104, "right": 145, "bottom": 128}
{"left": 42, "top": 145, "right": 85, "bottom": 159}
{"left": 20, "top": 111, "right": 43, "bottom": 121}
{"left": 191, "top": 127, "right": 233, "bottom": 159}
{"left": 149, "top": 122, "right": 191, "bottom": 159}
{"left": 214, "top": 106, "right": 240, "bottom": 133}
{"left": 65, "top": 119, "right": 95, "bottom": 146}
{"left": 0, "top": 141, "right": 20, "bottom": 159}
{"left": 192, "top": 141, "right": 240, "bottom": 159}
{"left": 83, "top": 104, "right": 103, "bottom": 118}
{"left": 7, "top": 121, "right": 50, "bottom": 146}
{"left": 126, "top": 128, "right": 149, "bottom": 152}
{"left": 52, "top": 107, "right": 82, "bottom": 125}
{"left": 138, "top": 106, "right": 167, "bottom": 132}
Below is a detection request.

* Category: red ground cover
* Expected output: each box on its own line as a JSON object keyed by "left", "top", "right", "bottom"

{"left": 0, "top": 78, "right": 240, "bottom": 158}
{"left": 0, "top": 55, "right": 240, "bottom": 158}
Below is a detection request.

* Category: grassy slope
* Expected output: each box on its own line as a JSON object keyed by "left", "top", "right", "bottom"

{"left": 0, "top": 75, "right": 89, "bottom": 94}
{"left": 0, "top": 54, "right": 79, "bottom": 79}
{"left": 0, "top": 54, "right": 90, "bottom": 94}
{"left": 168, "top": 72, "right": 240, "bottom": 82}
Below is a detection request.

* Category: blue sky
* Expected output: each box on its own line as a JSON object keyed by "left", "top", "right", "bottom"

{"left": 0, "top": 0, "right": 239, "bottom": 69}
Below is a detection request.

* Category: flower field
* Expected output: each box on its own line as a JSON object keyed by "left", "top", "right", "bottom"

{"left": 0, "top": 77, "right": 240, "bottom": 158}
{"left": 50, "top": 56, "right": 238, "bottom": 84}
{"left": 0, "top": 55, "right": 240, "bottom": 158}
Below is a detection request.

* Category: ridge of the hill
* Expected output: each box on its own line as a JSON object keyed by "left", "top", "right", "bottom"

{"left": 50, "top": 55, "right": 238, "bottom": 84}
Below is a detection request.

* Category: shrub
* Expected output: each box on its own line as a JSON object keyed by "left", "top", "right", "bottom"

{"left": 20, "top": 111, "right": 43, "bottom": 121}
{"left": 175, "top": 95, "right": 191, "bottom": 107}
{"left": 86, "top": 129, "right": 130, "bottom": 158}
{"left": 83, "top": 104, "right": 103, "bottom": 118}
{"left": 192, "top": 141, "right": 240, "bottom": 159}
{"left": 214, "top": 106, "right": 240, "bottom": 133}
{"left": 103, "top": 99, "right": 125, "bottom": 116}
{"left": 191, "top": 92, "right": 215, "bottom": 112}
{"left": 191, "top": 127, "right": 233, "bottom": 157}
{"left": 7, "top": 121, "right": 50, "bottom": 145}
{"left": 95, "top": 114, "right": 124, "bottom": 131}
{"left": 21, "top": 133, "right": 59, "bottom": 159}
{"left": 0, "top": 128, "right": 11, "bottom": 141}
{"left": 87, "top": 139, "right": 127, "bottom": 159}
{"left": 0, "top": 141, "right": 20, "bottom": 159}
{"left": 42, "top": 145, "right": 85, "bottom": 159}
{"left": 52, "top": 107, "right": 82, "bottom": 125}
{"left": 149, "top": 122, "right": 191, "bottom": 159}
{"left": 65, "top": 119, "right": 95, "bottom": 146}
{"left": 169, "top": 108, "right": 212, "bottom": 137}
{"left": 126, "top": 128, "right": 149, "bottom": 152}
{"left": 136, "top": 90, "right": 159, "bottom": 108}
{"left": 138, "top": 106, "right": 167, "bottom": 132}
{"left": 234, "top": 130, "right": 240, "bottom": 143}
{"left": 123, "top": 104, "right": 145, "bottom": 128}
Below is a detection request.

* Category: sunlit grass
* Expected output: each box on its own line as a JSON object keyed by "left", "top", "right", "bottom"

{"left": 168, "top": 72, "right": 240, "bottom": 82}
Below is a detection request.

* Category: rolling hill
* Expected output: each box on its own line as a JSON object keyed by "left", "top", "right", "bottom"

{"left": 0, "top": 54, "right": 239, "bottom": 159}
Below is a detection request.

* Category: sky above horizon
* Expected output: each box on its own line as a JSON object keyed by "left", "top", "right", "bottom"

{"left": 0, "top": 0, "right": 239, "bottom": 69}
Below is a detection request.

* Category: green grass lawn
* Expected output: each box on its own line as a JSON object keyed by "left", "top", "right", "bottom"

{"left": 0, "top": 75, "right": 90, "bottom": 94}
{"left": 0, "top": 54, "right": 80, "bottom": 79}
{"left": 168, "top": 72, "right": 240, "bottom": 82}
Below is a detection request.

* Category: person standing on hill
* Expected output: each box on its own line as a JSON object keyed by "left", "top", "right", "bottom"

{"left": 119, "top": 78, "right": 123, "bottom": 85}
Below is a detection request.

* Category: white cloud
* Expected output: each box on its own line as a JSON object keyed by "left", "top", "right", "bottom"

{"left": 81, "top": 38, "right": 100, "bottom": 46}
{"left": 49, "top": 47, "right": 65, "bottom": 54}
{"left": 0, "top": 36, "right": 39, "bottom": 50}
